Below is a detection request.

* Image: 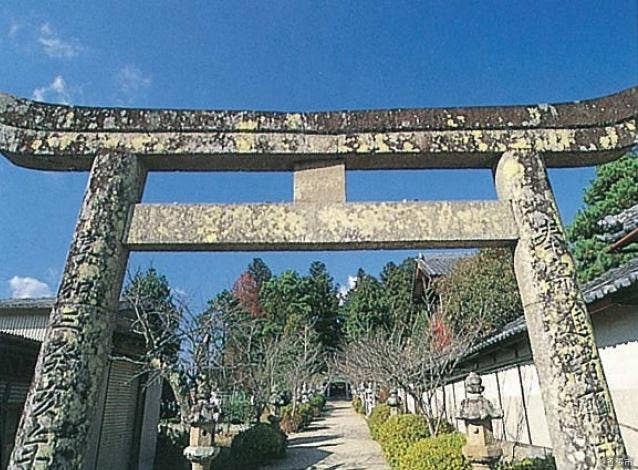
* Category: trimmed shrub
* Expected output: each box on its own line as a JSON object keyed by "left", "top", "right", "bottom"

{"left": 231, "top": 423, "right": 287, "bottom": 469}
{"left": 279, "top": 404, "right": 304, "bottom": 433}
{"left": 309, "top": 393, "right": 326, "bottom": 416}
{"left": 398, "top": 432, "right": 469, "bottom": 470}
{"left": 497, "top": 457, "right": 557, "bottom": 470}
{"left": 377, "top": 414, "right": 430, "bottom": 468}
{"left": 298, "top": 403, "right": 315, "bottom": 427}
{"left": 368, "top": 404, "right": 391, "bottom": 440}
{"left": 352, "top": 396, "right": 365, "bottom": 414}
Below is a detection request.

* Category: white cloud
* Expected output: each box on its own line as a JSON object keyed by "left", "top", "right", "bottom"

{"left": 9, "top": 276, "right": 52, "bottom": 299}
{"left": 32, "top": 75, "right": 72, "bottom": 104}
{"left": 37, "top": 22, "right": 82, "bottom": 59}
{"left": 116, "top": 64, "right": 151, "bottom": 94}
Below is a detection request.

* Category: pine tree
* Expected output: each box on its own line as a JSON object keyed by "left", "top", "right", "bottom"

{"left": 567, "top": 152, "right": 638, "bottom": 282}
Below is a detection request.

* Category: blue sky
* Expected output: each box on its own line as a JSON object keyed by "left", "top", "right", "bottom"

{"left": 0, "top": 1, "right": 636, "bottom": 309}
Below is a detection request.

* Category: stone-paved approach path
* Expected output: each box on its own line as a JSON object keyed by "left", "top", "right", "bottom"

{"left": 262, "top": 401, "right": 389, "bottom": 470}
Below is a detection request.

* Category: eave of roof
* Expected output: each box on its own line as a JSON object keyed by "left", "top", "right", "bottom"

{"left": 598, "top": 203, "right": 638, "bottom": 248}
{"left": 416, "top": 253, "right": 467, "bottom": 277}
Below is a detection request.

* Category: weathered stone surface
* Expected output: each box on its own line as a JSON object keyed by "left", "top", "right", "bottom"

{"left": 125, "top": 201, "right": 518, "bottom": 251}
{"left": 8, "top": 150, "right": 146, "bottom": 469}
{"left": 0, "top": 87, "right": 636, "bottom": 171}
{"left": 294, "top": 161, "right": 345, "bottom": 203}
{"left": 494, "top": 151, "right": 627, "bottom": 469}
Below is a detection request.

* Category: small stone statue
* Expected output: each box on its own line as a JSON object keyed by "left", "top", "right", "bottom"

{"left": 457, "top": 372, "right": 503, "bottom": 470}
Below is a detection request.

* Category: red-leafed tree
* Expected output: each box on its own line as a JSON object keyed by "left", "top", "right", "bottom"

{"left": 232, "top": 271, "right": 263, "bottom": 318}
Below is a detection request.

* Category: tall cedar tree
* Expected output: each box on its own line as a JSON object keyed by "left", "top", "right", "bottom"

{"left": 306, "top": 261, "right": 341, "bottom": 350}
{"left": 567, "top": 151, "right": 638, "bottom": 282}
{"left": 340, "top": 268, "right": 390, "bottom": 340}
{"left": 260, "top": 270, "right": 313, "bottom": 336}
{"left": 247, "top": 257, "right": 272, "bottom": 287}
{"left": 380, "top": 258, "right": 420, "bottom": 331}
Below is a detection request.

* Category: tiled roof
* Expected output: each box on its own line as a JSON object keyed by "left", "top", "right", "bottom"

{"left": 416, "top": 253, "right": 467, "bottom": 277}
{"left": 0, "top": 298, "right": 135, "bottom": 341}
{"left": 598, "top": 204, "right": 638, "bottom": 243}
{"left": 0, "top": 297, "right": 130, "bottom": 312}
{"left": 468, "top": 256, "right": 638, "bottom": 355}
{"left": 581, "top": 256, "right": 638, "bottom": 303}
{"left": 0, "top": 297, "right": 56, "bottom": 310}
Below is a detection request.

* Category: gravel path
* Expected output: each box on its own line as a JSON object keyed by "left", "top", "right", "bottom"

{"left": 261, "top": 400, "right": 389, "bottom": 470}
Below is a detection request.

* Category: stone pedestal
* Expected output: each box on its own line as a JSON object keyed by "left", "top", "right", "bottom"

{"left": 494, "top": 150, "right": 627, "bottom": 469}
{"left": 9, "top": 151, "right": 146, "bottom": 469}
{"left": 184, "top": 424, "right": 219, "bottom": 470}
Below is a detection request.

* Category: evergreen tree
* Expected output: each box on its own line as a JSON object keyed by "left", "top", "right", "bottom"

{"left": 567, "top": 151, "right": 638, "bottom": 282}
{"left": 305, "top": 261, "right": 341, "bottom": 350}
{"left": 260, "top": 270, "right": 313, "bottom": 335}
{"left": 380, "top": 258, "right": 419, "bottom": 331}
{"left": 247, "top": 257, "right": 272, "bottom": 287}
{"left": 340, "top": 268, "right": 390, "bottom": 340}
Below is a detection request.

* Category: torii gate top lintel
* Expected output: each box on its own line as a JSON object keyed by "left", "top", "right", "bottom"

{"left": 1, "top": 86, "right": 636, "bottom": 171}
{"left": 7, "top": 87, "right": 638, "bottom": 469}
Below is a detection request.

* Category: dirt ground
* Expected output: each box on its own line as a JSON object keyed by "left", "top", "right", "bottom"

{"left": 261, "top": 400, "right": 389, "bottom": 470}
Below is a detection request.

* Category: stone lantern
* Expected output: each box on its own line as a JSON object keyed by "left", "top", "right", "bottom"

{"left": 386, "top": 387, "right": 401, "bottom": 416}
{"left": 457, "top": 372, "right": 503, "bottom": 470}
{"left": 183, "top": 387, "right": 221, "bottom": 470}
{"left": 268, "top": 391, "right": 286, "bottom": 428}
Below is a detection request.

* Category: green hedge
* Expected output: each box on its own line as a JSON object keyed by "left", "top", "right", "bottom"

{"left": 229, "top": 423, "right": 287, "bottom": 469}
{"left": 368, "top": 404, "right": 391, "bottom": 440}
{"left": 398, "top": 432, "right": 469, "bottom": 470}
{"left": 377, "top": 414, "right": 431, "bottom": 468}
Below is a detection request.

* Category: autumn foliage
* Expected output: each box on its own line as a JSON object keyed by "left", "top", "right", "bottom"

{"left": 232, "top": 271, "right": 263, "bottom": 317}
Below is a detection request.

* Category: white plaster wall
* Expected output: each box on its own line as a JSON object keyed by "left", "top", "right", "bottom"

{"left": 445, "top": 303, "right": 638, "bottom": 460}
{"left": 518, "top": 364, "right": 551, "bottom": 447}
{"left": 499, "top": 366, "right": 530, "bottom": 444}
{"left": 592, "top": 305, "right": 638, "bottom": 461}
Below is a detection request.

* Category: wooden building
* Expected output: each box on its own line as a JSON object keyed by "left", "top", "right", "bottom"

{"left": 0, "top": 298, "right": 161, "bottom": 470}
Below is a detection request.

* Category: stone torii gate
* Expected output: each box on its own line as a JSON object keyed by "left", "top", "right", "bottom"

{"left": 1, "top": 87, "right": 637, "bottom": 469}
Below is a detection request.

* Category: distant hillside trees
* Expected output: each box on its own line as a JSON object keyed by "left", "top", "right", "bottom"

{"left": 434, "top": 249, "right": 523, "bottom": 336}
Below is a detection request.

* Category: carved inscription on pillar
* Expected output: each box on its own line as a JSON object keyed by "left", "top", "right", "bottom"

{"left": 9, "top": 150, "right": 146, "bottom": 469}
{"left": 494, "top": 150, "right": 627, "bottom": 469}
